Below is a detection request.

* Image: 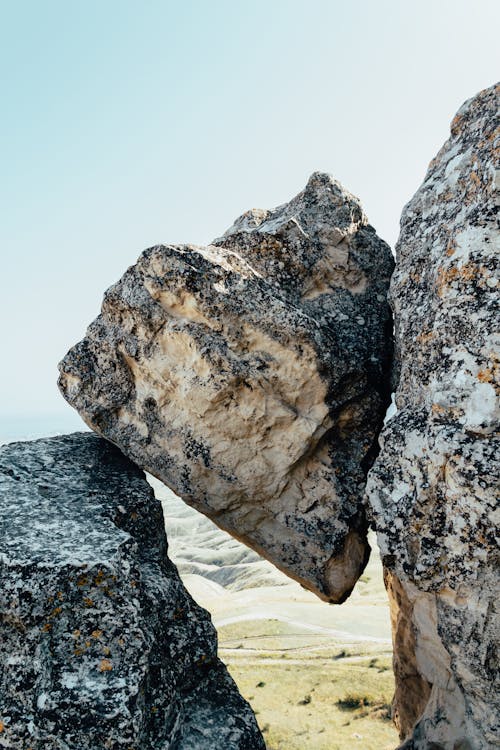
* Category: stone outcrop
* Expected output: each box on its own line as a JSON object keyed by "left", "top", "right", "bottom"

{"left": 367, "top": 83, "right": 499, "bottom": 748}
{"left": 0, "top": 433, "right": 265, "bottom": 749}
{"left": 58, "top": 173, "right": 394, "bottom": 604}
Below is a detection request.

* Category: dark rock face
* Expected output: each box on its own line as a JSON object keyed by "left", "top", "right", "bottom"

{"left": 367, "top": 83, "right": 500, "bottom": 748}
{"left": 0, "top": 433, "right": 265, "bottom": 750}
{"left": 58, "top": 173, "right": 394, "bottom": 603}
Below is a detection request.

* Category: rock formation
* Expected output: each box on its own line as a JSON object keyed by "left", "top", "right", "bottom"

{"left": 55, "top": 87, "right": 499, "bottom": 747}
{"left": 58, "top": 173, "right": 394, "bottom": 603}
{"left": 367, "top": 82, "right": 500, "bottom": 748}
{"left": 0, "top": 433, "right": 265, "bottom": 749}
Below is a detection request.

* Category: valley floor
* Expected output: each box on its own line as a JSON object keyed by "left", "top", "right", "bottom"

{"left": 156, "top": 478, "right": 399, "bottom": 750}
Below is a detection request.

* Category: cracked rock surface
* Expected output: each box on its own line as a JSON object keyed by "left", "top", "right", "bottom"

{"left": 367, "top": 83, "right": 500, "bottom": 749}
{"left": 0, "top": 432, "right": 265, "bottom": 750}
{"left": 58, "top": 172, "right": 394, "bottom": 603}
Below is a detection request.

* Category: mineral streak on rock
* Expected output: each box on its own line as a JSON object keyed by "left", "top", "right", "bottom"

{"left": 367, "top": 83, "right": 500, "bottom": 748}
{"left": 58, "top": 173, "right": 394, "bottom": 603}
{"left": 0, "top": 433, "right": 265, "bottom": 750}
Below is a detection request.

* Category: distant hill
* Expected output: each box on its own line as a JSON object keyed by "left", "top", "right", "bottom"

{"left": 149, "top": 475, "right": 289, "bottom": 591}
{"left": 149, "top": 475, "right": 392, "bottom": 645}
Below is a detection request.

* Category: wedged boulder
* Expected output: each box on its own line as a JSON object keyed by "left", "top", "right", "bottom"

{"left": 367, "top": 83, "right": 499, "bottom": 748}
{"left": 0, "top": 433, "right": 265, "bottom": 750}
{"left": 58, "top": 173, "right": 394, "bottom": 602}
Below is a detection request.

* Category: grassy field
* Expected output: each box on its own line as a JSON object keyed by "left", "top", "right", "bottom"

{"left": 217, "top": 618, "right": 397, "bottom": 749}
{"left": 226, "top": 648, "right": 396, "bottom": 749}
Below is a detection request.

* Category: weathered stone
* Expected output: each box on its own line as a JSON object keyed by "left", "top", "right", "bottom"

{"left": 367, "top": 83, "right": 500, "bottom": 748}
{"left": 58, "top": 173, "right": 394, "bottom": 603}
{"left": 0, "top": 433, "right": 265, "bottom": 750}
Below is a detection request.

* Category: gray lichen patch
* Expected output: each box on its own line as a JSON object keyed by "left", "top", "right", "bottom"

{"left": 0, "top": 433, "right": 265, "bottom": 750}
{"left": 367, "top": 82, "right": 500, "bottom": 749}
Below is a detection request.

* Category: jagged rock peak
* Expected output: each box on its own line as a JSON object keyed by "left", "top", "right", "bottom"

{"left": 0, "top": 433, "right": 265, "bottom": 750}
{"left": 367, "top": 82, "right": 499, "bottom": 749}
{"left": 59, "top": 173, "right": 394, "bottom": 603}
{"left": 219, "top": 171, "right": 365, "bottom": 239}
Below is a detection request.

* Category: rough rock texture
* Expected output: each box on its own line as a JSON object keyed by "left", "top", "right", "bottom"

{"left": 58, "top": 173, "right": 394, "bottom": 603}
{"left": 0, "top": 433, "right": 265, "bottom": 750}
{"left": 367, "top": 83, "right": 500, "bottom": 748}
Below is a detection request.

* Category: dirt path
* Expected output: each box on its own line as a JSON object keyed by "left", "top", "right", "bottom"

{"left": 215, "top": 613, "right": 391, "bottom": 644}
{"left": 220, "top": 652, "right": 393, "bottom": 666}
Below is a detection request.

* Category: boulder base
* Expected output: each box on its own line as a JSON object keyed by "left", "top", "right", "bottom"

{"left": 0, "top": 433, "right": 265, "bottom": 750}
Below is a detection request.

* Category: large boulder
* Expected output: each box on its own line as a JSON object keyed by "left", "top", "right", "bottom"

{"left": 58, "top": 172, "right": 394, "bottom": 603}
{"left": 367, "top": 83, "right": 499, "bottom": 748}
{"left": 0, "top": 432, "right": 265, "bottom": 749}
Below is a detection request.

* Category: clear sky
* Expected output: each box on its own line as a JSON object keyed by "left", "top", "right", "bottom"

{"left": 1, "top": 0, "right": 498, "bottom": 419}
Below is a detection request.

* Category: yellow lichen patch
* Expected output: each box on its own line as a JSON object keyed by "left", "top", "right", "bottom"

{"left": 431, "top": 403, "right": 447, "bottom": 415}
{"left": 460, "top": 265, "right": 479, "bottom": 282}
{"left": 436, "top": 263, "right": 478, "bottom": 297}
{"left": 94, "top": 571, "right": 105, "bottom": 585}
{"left": 57, "top": 591, "right": 64, "bottom": 600}
{"left": 445, "top": 239, "right": 456, "bottom": 257}
{"left": 77, "top": 576, "right": 89, "bottom": 588}
{"left": 451, "top": 112, "right": 464, "bottom": 135}
{"left": 42, "top": 623, "right": 52, "bottom": 632}
{"left": 409, "top": 271, "right": 421, "bottom": 284}
{"left": 83, "top": 597, "right": 94, "bottom": 607}
{"left": 478, "top": 369, "right": 493, "bottom": 383}
{"left": 461, "top": 169, "right": 484, "bottom": 203}
{"left": 416, "top": 331, "right": 434, "bottom": 345}
{"left": 73, "top": 648, "right": 85, "bottom": 656}
{"left": 72, "top": 629, "right": 81, "bottom": 638}
{"left": 99, "top": 658, "right": 113, "bottom": 672}
{"left": 0, "top": 720, "right": 4, "bottom": 733}
{"left": 102, "top": 646, "right": 111, "bottom": 656}
{"left": 85, "top": 640, "right": 91, "bottom": 648}
{"left": 91, "top": 629, "right": 103, "bottom": 639}
{"left": 117, "top": 638, "right": 125, "bottom": 648}
{"left": 428, "top": 154, "right": 440, "bottom": 170}
{"left": 470, "top": 171, "right": 481, "bottom": 187}
{"left": 49, "top": 606, "right": 62, "bottom": 618}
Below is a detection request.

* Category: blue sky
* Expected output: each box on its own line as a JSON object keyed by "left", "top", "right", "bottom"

{"left": 1, "top": 0, "right": 498, "bottom": 419}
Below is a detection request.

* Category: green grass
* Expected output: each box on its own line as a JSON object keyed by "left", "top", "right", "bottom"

{"left": 217, "top": 616, "right": 397, "bottom": 747}
{"left": 226, "top": 654, "right": 397, "bottom": 750}
{"left": 218, "top": 618, "right": 392, "bottom": 661}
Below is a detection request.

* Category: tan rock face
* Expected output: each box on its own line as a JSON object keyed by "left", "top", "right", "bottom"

{"left": 367, "top": 84, "right": 500, "bottom": 748}
{"left": 59, "top": 173, "right": 394, "bottom": 602}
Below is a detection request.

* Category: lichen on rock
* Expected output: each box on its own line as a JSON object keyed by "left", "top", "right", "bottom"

{"left": 367, "top": 82, "right": 500, "bottom": 749}
{"left": 58, "top": 172, "right": 394, "bottom": 603}
{"left": 0, "top": 433, "right": 265, "bottom": 749}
